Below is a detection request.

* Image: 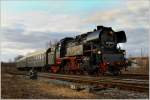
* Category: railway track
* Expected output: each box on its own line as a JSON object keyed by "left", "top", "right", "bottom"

{"left": 6, "top": 71, "right": 149, "bottom": 93}
{"left": 38, "top": 73, "right": 149, "bottom": 92}
{"left": 41, "top": 72, "right": 149, "bottom": 80}
{"left": 115, "top": 74, "right": 149, "bottom": 80}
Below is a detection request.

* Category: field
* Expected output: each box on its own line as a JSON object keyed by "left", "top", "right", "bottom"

{"left": 122, "top": 57, "right": 149, "bottom": 75}
{"left": 1, "top": 61, "right": 149, "bottom": 99}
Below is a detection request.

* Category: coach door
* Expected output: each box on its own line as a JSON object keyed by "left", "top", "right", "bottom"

{"left": 48, "top": 47, "right": 56, "bottom": 65}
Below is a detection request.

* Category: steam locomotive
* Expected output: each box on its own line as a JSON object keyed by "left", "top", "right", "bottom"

{"left": 17, "top": 26, "right": 127, "bottom": 75}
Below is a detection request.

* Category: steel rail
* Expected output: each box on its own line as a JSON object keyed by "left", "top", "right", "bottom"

{"left": 6, "top": 71, "right": 149, "bottom": 93}
{"left": 38, "top": 73, "right": 149, "bottom": 93}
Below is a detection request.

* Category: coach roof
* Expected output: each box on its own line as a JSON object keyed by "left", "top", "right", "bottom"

{"left": 26, "top": 49, "right": 47, "bottom": 58}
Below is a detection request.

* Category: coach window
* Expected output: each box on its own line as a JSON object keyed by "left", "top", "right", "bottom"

{"left": 43, "top": 54, "right": 45, "bottom": 60}
{"left": 40, "top": 54, "right": 42, "bottom": 60}
{"left": 41, "top": 55, "right": 42, "bottom": 61}
{"left": 44, "top": 54, "right": 45, "bottom": 59}
{"left": 43, "top": 54, "right": 44, "bottom": 60}
{"left": 42, "top": 54, "right": 43, "bottom": 60}
{"left": 42, "top": 54, "right": 44, "bottom": 60}
{"left": 41, "top": 55, "right": 42, "bottom": 60}
{"left": 42, "top": 54, "right": 44, "bottom": 59}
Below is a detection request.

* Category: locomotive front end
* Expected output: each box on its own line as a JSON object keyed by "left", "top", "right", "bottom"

{"left": 98, "top": 26, "right": 127, "bottom": 75}
{"left": 101, "top": 50, "right": 127, "bottom": 75}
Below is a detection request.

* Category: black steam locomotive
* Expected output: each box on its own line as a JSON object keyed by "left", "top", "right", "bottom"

{"left": 17, "top": 26, "right": 127, "bottom": 75}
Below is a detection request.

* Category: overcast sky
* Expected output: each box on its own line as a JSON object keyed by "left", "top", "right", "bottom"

{"left": 1, "top": 0, "right": 149, "bottom": 62}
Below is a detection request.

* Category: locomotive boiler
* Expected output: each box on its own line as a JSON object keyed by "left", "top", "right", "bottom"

{"left": 17, "top": 26, "right": 127, "bottom": 76}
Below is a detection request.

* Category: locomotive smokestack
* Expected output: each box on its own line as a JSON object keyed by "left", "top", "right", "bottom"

{"left": 97, "top": 26, "right": 104, "bottom": 30}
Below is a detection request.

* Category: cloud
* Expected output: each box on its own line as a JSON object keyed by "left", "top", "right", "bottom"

{"left": 82, "top": 0, "right": 149, "bottom": 29}
{"left": 1, "top": 26, "right": 76, "bottom": 44}
{"left": 121, "top": 28, "right": 149, "bottom": 57}
{"left": 1, "top": 0, "right": 149, "bottom": 61}
{"left": 80, "top": 0, "right": 149, "bottom": 57}
{"left": 1, "top": 11, "right": 86, "bottom": 33}
{"left": 1, "top": 9, "right": 85, "bottom": 61}
{"left": 1, "top": 25, "right": 77, "bottom": 61}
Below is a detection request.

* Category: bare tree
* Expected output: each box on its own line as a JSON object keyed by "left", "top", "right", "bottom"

{"left": 53, "top": 39, "right": 58, "bottom": 45}
{"left": 46, "top": 39, "right": 58, "bottom": 49}
{"left": 8, "top": 59, "right": 12, "bottom": 63}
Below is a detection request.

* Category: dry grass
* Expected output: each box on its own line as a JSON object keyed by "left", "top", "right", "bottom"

{"left": 1, "top": 70, "right": 99, "bottom": 99}
{"left": 37, "top": 81, "right": 99, "bottom": 99}
{"left": 1, "top": 62, "right": 149, "bottom": 99}
{"left": 1, "top": 73, "right": 99, "bottom": 99}
{"left": 122, "top": 57, "right": 149, "bottom": 75}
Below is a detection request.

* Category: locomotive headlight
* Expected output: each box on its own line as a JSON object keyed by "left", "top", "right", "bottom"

{"left": 108, "top": 31, "right": 113, "bottom": 35}
{"left": 97, "top": 51, "right": 101, "bottom": 54}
